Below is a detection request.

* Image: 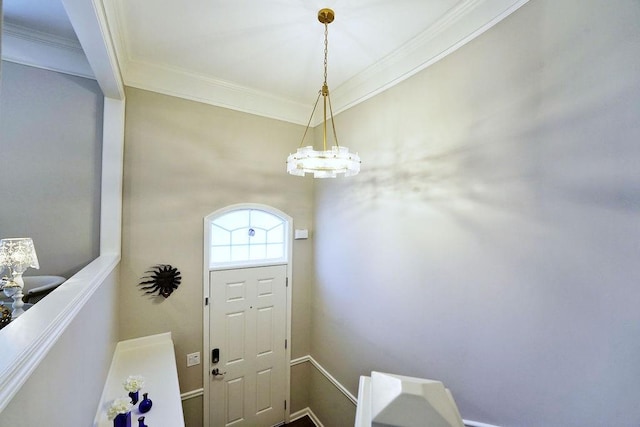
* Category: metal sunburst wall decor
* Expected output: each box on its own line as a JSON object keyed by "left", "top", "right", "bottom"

{"left": 139, "top": 264, "right": 182, "bottom": 298}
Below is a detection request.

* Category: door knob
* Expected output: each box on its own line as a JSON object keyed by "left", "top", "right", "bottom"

{"left": 212, "top": 368, "right": 226, "bottom": 376}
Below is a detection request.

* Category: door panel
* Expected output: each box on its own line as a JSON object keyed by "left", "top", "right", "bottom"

{"left": 210, "top": 265, "right": 286, "bottom": 427}
{"left": 226, "top": 312, "right": 245, "bottom": 364}
{"left": 227, "top": 378, "right": 244, "bottom": 424}
{"left": 256, "top": 368, "right": 272, "bottom": 412}
{"left": 256, "top": 307, "right": 274, "bottom": 355}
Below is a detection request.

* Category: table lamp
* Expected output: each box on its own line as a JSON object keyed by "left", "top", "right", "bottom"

{"left": 0, "top": 238, "right": 40, "bottom": 318}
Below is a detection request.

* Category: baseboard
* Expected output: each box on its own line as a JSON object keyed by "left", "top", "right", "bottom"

{"left": 464, "top": 421, "right": 502, "bottom": 427}
{"left": 290, "top": 407, "right": 324, "bottom": 427}
{"left": 291, "top": 355, "right": 501, "bottom": 427}
{"left": 180, "top": 388, "right": 204, "bottom": 401}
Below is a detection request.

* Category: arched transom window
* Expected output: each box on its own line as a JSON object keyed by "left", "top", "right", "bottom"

{"left": 209, "top": 208, "right": 287, "bottom": 267}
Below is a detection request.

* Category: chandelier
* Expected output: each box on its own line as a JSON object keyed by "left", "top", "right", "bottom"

{"left": 286, "top": 8, "right": 361, "bottom": 178}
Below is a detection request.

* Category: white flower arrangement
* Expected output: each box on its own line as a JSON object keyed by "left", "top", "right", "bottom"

{"left": 107, "top": 397, "right": 133, "bottom": 420}
{"left": 123, "top": 375, "right": 145, "bottom": 392}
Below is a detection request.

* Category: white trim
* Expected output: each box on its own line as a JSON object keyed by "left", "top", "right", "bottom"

{"left": 290, "top": 408, "right": 324, "bottom": 427}
{"left": 180, "top": 388, "right": 204, "bottom": 401}
{"left": 307, "top": 356, "right": 357, "bottom": 405}
{"left": 291, "top": 355, "right": 357, "bottom": 405}
{"left": 62, "top": 0, "right": 125, "bottom": 99}
{"left": 307, "top": 408, "right": 324, "bottom": 427}
{"left": 0, "top": 254, "right": 119, "bottom": 412}
{"left": 291, "top": 355, "right": 502, "bottom": 427}
{"left": 124, "top": 59, "right": 311, "bottom": 126}
{"left": 289, "top": 408, "right": 308, "bottom": 421}
{"left": 2, "top": 22, "right": 82, "bottom": 52}
{"left": 290, "top": 355, "right": 310, "bottom": 366}
{"left": 100, "top": 97, "right": 126, "bottom": 254}
{"left": 203, "top": 203, "right": 294, "bottom": 427}
{"left": 463, "top": 421, "right": 502, "bottom": 427}
{"left": 1, "top": 22, "right": 94, "bottom": 79}
{"left": 209, "top": 260, "right": 288, "bottom": 272}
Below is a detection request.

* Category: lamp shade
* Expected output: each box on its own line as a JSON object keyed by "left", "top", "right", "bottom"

{"left": 0, "top": 238, "right": 40, "bottom": 274}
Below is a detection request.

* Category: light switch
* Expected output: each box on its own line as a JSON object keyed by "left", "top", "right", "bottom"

{"left": 187, "top": 352, "right": 200, "bottom": 367}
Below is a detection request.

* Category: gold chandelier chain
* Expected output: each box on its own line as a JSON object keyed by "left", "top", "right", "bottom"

{"left": 323, "top": 22, "right": 328, "bottom": 85}
{"left": 323, "top": 20, "right": 339, "bottom": 148}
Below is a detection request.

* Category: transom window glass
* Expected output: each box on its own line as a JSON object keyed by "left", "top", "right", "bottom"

{"left": 210, "top": 208, "right": 286, "bottom": 267}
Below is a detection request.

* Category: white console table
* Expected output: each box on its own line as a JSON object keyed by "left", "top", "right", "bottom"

{"left": 94, "top": 332, "right": 185, "bottom": 427}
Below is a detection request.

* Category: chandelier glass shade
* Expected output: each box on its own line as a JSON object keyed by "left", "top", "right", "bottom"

{"left": 287, "top": 145, "right": 360, "bottom": 178}
{"left": 286, "top": 8, "right": 361, "bottom": 178}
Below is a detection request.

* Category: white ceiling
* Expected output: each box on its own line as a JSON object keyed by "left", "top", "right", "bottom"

{"left": 2, "top": 0, "right": 529, "bottom": 124}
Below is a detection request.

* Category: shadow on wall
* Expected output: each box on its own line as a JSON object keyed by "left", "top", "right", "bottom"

{"left": 335, "top": 80, "right": 639, "bottom": 223}
{"left": 311, "top": 2, "right": 640, "bottom": 426}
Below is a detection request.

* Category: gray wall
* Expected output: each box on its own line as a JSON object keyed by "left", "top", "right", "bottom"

{"left": 308, "top": 364, "right": 356, "bottom": 426}
{"left": 0, "top": 61, "right": 103, "bottom": 278}
{"left": 311, "top": 1, "right": 640, "bottom": 426}
{"left": 118, "top": 87, "right": 314, "bottom": 424}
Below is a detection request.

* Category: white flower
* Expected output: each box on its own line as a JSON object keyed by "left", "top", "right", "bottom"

{"left": 107, "top": 397, "right": 133, "bottom": 419}
{"left": 123, "top": 375, "right": 145, "bottom": 392}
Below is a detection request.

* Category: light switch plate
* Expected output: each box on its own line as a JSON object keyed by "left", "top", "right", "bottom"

{"left": 187, "top": 352, "right": 200, "bottom": 367}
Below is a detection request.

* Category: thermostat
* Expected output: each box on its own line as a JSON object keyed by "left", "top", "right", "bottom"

{"left": 294, "top": 229, "right": 309, "bottom": 240}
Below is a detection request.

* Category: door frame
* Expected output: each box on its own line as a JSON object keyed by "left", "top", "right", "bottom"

{"left": 202, "top": 203, "right": 293, "bottom": 427}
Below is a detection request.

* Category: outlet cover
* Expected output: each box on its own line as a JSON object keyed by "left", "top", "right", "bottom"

{"left": 187, "top": 352, "right": 200, "bottom": 367}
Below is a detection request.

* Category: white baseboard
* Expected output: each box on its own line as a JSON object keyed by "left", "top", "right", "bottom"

{"left": 463, "top": 421, "right": 502, "bottom": 427}
{"left": 290, "top": 407, "right": 324, "bottom": 427}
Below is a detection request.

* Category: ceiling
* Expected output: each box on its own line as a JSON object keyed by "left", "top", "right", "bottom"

{"left": 2, "top": 0, "right": 528, "bottom": 125}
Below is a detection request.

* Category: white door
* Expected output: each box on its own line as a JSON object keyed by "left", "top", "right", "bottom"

{"left": 210, "top": 265, "right": 287, "bottom": 426}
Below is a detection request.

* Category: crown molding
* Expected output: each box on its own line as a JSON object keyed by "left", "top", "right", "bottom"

{"left": 1, "top": 0, "right": 529, "bottom": 121}
{"left": 111, "top": 0, "right": 529, "bottom": 125}
{"left": 124, "top": 58, "right": 312, "bottom": 125}
{"left": 330, "top": 0, "right": 530, "bottom": 116}
{"left": 1, "top": 22, "right": 94, "bottom": 79}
